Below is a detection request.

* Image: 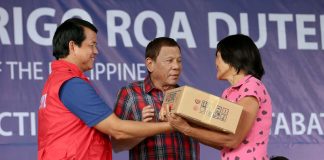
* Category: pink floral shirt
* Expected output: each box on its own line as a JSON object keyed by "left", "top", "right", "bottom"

{"left": 221, "top": 75, "right": 272, "bottom": 160}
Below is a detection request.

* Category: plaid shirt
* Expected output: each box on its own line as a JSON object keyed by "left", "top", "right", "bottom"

{"left": 114, "top": 76, "right": 200, "bottom": 160}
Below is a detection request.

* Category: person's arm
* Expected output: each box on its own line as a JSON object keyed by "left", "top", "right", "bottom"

{"left": 169, "top": 96, "right": 259, "bottom": 149}
{"left": 111, "top": 137, "right": 144, "bottom": 153}
{"left": 60, "top": 78, "right": 172, "bottom": 149}
{"left": 111, "top": 105, "right": 155, "bottom": 152}
{"left": 95, "top": 113, "right": 171, "bottom": 139}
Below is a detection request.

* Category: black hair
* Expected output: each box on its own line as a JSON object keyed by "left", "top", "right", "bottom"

{"left": 216, "top": 34, "right": 265, "bottom": 80}
{"left": 52, "top": 18, "right": 97, "bottom": 60}
{"left": 145, "top": 37, "right": 181, "bottom": 61}
{"left": 270, "top": 156, "right": 289, "bottom": 160}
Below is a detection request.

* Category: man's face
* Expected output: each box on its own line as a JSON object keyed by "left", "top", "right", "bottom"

{"left": 73, "top": 27, "right": 98, "bottom": 72}
{"left": 148, "top": 46, "right": 182, "bottom": 87}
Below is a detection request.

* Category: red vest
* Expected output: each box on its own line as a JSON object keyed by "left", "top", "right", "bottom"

{"left": 38, "top": 60, "right": 112, "bottom": 160}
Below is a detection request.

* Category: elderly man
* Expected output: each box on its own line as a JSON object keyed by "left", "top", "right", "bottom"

{"left": 113, "top": 37, "right": 200, "bottom": 160}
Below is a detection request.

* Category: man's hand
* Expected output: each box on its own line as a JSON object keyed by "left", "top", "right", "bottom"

{"left": 142, "top": 105, "right": 155, "bottom": 122}
{"left": 159, "top": 104, "right": 171, "bottom": 121}
{"left": 168, "top": 114, "right": 191, "bottom": 134}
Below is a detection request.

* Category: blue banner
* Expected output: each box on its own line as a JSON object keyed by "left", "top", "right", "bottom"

{"left": 1, "top": 1, "right": 323, "bottom": 159}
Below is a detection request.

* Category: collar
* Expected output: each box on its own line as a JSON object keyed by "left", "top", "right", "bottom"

{"left": 143, "top": 75, "right": 156, "bottom": 93}
{"left": 231, "top": 74, "right": 253, "bottom": 88}
{"left": 51, "top": 60, "right": 88, "bottom": 80}
{"left": 143, "top": 75, "right": 179, "bottom": 93}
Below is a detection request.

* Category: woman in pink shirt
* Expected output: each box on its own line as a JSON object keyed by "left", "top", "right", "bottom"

{"left": 166, "top": 34, "right": 272, "bottom": 160}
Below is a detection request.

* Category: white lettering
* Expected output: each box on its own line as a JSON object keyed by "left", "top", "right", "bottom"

{"left": 6, "top": 61, "right": 44, "bottom": 80}
{"left": 117, "top": 63, "right": 122, "bottom": 80}
{"left": 0, "top": 8, "right": 322, "bottom": 50}
{"left": 13, "top": 112, "right": 29, "bottom": 136}
{"left": 33, "top": 62, "right": 43, "bottom": 80}
{"left": 48, "top": 62, "right": 52, "bottom": 74}
{"left": 0, "top": 112, "right": 13, "bottom": 136}
{"left": 107, "top": 10, "right": 132, "bottom": 47}
{"left": 321, "top": 15, "right": 324, "bottom": 50}
{"left": 291, "top": 112, "right": 306, "bottom": 135}
{"left": 27, "top": 8, "right": 56, "bottom": 45}
{"left": 0, "top": 112, "right": 36, "bottom": 136}
{"left": 30, "top": 112, "right": 36, "bottom": 136}
{"left": 239, "top": 13, "right": 267, "bottom": 48}
{"left": 272, "top": 112, "right": 324, "bottom": 136}
{"left": 89, "top": 63, "right": 146, "bottom": 81}
{"left": 0, "top": 7, "right": 11, "bottom": 44}
{"left": 208, "top": 12, "right": 237, "bottom": 48}
{"left": 13, "top": 7, "right": 23, "bottom": 45}
{"left": 274, "top": 112, "right": 291, "bottom": 135}
{"left": 254, "top": 14, "right": 267, "bottom": 48}
{"left": 106, "top": 63, "right": 117, "bottom": 80}
{"left": 137, "top": 63, "right": 146, "bottom": 81}
{"left": 39, "top": 94, "right": 47, "bottom": 109}
{"left": 94, "top": 63, "right": 106, "bottom": 80}
{"left": 240, "top": 13, "right": 249, "bottom": 35}
{"left": 269, "top": 14, "right": 293, "bottom": 49}
{"left": 134, "top": 10, "right": 165, "bottom": 47}
{"left": 123, "top": 63, "right": 136, "bottom": 80}
{"left": 170, "top": 12, "right": 196, "bottom": 48}
{"left": 6, "top": 61, "right": 18, "bottom": 79}
{"left": 296, "top": 14, "right": 318, "bottom": 50}
{"left": 19, "top": 62, "right": 32, "bottom": 80}
{"left": 307, "top": 113, "right": 323, "bottom": 135}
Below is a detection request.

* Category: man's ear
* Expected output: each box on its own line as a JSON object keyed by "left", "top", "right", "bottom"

{"left": 68, "top": 41, "right": 77, "bottom": 55}
{"left": 146, "top": 57, "right": 154, "bottom": 73}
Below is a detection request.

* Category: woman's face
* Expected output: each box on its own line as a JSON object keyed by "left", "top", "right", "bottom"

{"left": 215, "top": 51, "right": 232, "bottom": 80}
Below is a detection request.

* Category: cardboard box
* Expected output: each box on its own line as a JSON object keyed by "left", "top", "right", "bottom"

{"left": 163, "top": 85, "right": 243, "bottom": 134}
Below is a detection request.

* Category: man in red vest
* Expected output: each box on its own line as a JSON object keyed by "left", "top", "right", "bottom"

{"left": 38, "top": 18, "right": 172, "bottom": 160}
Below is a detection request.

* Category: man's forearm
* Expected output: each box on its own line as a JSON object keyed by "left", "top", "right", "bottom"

{"left": 111, "top": 137, "right": 145, "bottom": 152}
{"left": 95, "top": 114, "right": 172, "bottom": 140}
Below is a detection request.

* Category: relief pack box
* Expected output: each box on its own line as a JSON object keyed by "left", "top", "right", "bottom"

{"left": 163, "top": 86, "right": 243, "bottom": 134}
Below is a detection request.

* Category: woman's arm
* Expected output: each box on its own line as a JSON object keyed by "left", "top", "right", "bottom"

{"left": 169, "top": 96, "right": 259, "bottom": 149}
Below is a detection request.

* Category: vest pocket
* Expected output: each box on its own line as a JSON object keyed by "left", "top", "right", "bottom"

{"left": 40, "top": 148, "right": 76, "bottom": 160}
{"left": 87, "top": 136, "right": 112, "bottom": 160}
